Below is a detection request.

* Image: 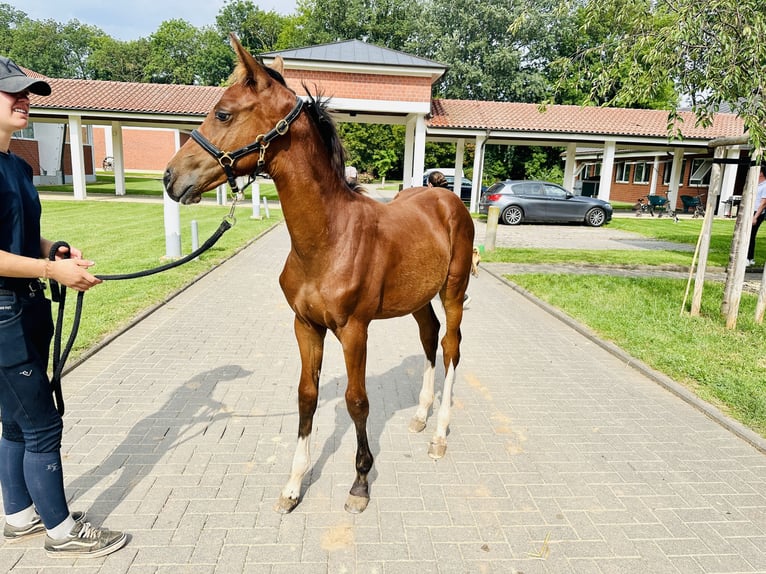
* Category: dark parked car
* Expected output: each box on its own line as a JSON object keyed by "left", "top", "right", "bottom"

{"left": 422, "top": 172, "right": 476, "bottom": 202}
{"left": 479, "top": 180, "right": 613, "bottom": 227}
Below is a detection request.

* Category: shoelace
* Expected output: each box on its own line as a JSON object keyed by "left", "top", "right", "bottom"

{"left": 75, "top": 522, "right": 100, "bottom": 539}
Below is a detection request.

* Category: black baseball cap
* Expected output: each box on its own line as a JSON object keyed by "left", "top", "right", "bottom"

{"left": 0, "top": 56, "right": 51, "bottom": 96}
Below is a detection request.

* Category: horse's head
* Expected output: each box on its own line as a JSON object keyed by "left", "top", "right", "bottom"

{"left": 164, "top": 34, "right": 299, "bottom": 204}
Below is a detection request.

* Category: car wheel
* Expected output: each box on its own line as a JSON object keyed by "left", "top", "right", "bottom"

{"left": 501, "top": 205, "right": 523, "bottom": 225}
{"left": 585, "top": 207, "right": 606, "bottom": 227}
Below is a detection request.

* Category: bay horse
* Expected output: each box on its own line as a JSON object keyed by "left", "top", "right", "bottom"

{"left": 163, "top": 35, "right": 475, "bottom": 514}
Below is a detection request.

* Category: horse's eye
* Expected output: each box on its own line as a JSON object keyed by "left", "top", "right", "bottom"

{"left": 215, "top": 110, "right": 231, "bottom": 122}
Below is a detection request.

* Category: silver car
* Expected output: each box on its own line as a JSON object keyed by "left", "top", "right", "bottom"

{"left": 479, "top": 180, "right": 613, "bottom": 227}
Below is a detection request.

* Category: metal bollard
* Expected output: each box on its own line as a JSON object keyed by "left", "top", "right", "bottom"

{"left": 262, "top": 196, "right": 270, "bottom": 218}
{"left": 191, "top": 220, "right": 199, "bottom": 260}
{"left": 251, "top": 181, "right": 261, "bottom": 219}
{"left": 484, "top": 206, "right": 500, "bottom": 251}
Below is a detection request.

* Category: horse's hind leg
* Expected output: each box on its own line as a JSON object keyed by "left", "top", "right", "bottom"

{"left": 408, "top": 303, "right": 440, "bottom": 434}
{"left": 275, "top": 317, "right": 326, "bottom": 514}
{"left": 429, "top": 279, "right": 466, "bottom": 459}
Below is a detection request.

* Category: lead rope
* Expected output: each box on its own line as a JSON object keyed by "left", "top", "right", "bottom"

{"left": 48, "top": 202, "right": 238, "bottom": 415}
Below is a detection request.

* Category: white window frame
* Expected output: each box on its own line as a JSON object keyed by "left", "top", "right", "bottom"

{"left": 633, "top": 162, "right": 651, "bottom": 184}
{"left": 689, "top": 159, "right": 712, "bottom": 186}
{"left": 615, "top": 162, "right": 630, "bottom": 183}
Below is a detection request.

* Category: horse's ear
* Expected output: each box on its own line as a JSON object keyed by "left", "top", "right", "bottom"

{"left": 271, "top": 56, "right": 284, "bottom": 76}
{"left": 228, "top": 32, "right": 271, "bottom": 89}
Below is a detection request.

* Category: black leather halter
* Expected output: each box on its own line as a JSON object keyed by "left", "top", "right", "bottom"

{"left": 190, "top": 97, "right": 304, "bottom": 195}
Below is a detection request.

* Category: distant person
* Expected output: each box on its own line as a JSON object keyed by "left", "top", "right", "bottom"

{"left": 0, "top": 55, "right": 127, "bottom": 558}
{"left": 344, "top": 165, "right": 358, "bottom": 187}
{"left": 427, "top": 171, "right": 448, "bottom": 188}
{"left": 747, "top": 165, "right": 766, "bottom": 266}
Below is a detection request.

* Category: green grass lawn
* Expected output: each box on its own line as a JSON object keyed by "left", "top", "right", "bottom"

{"left": 41, "top": 199, "right": 283, "bottom": 360}
{"left": 485, "top": 217, "right": 766, "bottom": 438}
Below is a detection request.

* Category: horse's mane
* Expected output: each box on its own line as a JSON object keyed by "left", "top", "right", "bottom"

{"left": 301, "top": 83, "right": 361, "bottom": 192}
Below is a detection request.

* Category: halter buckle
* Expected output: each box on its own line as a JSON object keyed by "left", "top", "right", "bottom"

{"left": 218, "top": 152, "right": 235, "bottom": 168}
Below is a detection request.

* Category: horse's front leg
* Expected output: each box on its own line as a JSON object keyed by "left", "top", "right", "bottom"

{"left": 337, "top": 321, "right": 373, "bottom": 514}
{"left": 275, "top": 317, "right": 326, "bottom": 514}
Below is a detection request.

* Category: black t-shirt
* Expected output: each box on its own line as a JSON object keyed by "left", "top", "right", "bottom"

{"left": 0, "top": 150, "right": 42, "bottom": 260}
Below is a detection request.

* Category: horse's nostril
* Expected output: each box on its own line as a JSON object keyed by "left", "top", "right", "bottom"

{"left": 162, "top": 169, "right": 173, "bottom": 191}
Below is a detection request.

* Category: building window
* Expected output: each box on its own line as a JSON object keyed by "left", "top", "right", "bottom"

{"left": 689, "top": 159, "right": 712, "bottom": 186}
{"left": 633, "top": 162, "right": 651, "bottom": 184}
{"left": 13, "top": 127, "right": 34, "bottom": 139}
{"left": 615, "top": 162, "right": 630, "bottom": 183}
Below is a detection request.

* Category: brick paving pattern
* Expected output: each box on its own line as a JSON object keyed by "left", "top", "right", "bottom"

{"left": 1, "top": 220, "right": 764, "bottom": 573}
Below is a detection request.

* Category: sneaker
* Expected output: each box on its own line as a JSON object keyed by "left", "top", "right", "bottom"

{"left": 747, "top": 259, "right": 756, "bottom": 266}
{"left": 463, "top": 294, "right": 472, "bottom": 307}
{"left": 4, "top": 511, "right": 85, "bottom": 543}
{"left": 44, "top": 520, "right": 127, "bottom": 558}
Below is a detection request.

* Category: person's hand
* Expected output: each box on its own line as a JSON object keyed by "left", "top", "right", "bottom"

{"left": 48, "top": 258, "right": 102, "bottom": 291}
{"left": 52, "top": 244, "right": 83, "bottom": 261}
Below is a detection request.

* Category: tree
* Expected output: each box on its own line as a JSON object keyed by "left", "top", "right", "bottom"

{"left": 0, "top": 3, "right": 27, "bottom": 55}
{"left": 295, "top": 0, "right": 421, "bottom": 51}
{"left": 408, "top": 0, "right": 547, "bottom": 103}
{"left": 216, "top": 0, "right": 289, "bottom": 53}
{"left": 551, "top": 0, "right": 766, "bottom": 150}
{"left": 146, "top": 19, "right": 205, "bottom": 84}
{"left": 88, "top": 37, "right": 152, "bottom": 82}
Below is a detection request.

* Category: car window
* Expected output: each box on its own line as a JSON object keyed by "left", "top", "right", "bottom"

{"left": 513, "top": 183, "right": 544, "bottom": 196}
{"left": 544, "top": 184, "right": 568, "bottom": 198}
{"left": 486, "top": 182, "right": 507, "bottom": 194}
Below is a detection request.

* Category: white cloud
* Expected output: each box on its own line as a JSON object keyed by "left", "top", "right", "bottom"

{"left": 12, "top": 0, "right": 297, "bottom": 41}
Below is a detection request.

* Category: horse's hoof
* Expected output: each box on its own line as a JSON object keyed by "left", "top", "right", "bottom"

{"left": 428, "top": 438, "right": 447, "bottom": 459}
{"left": 408, "top": 416, "right": 427, "bottom": 433}
{"left": 274, "top": 495, "right": 299, "bottom": 514}
{"left": 344, "top": 494, "right": 370, "bottom": 514}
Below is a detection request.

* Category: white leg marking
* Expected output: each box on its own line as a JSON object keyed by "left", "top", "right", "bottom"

{"left": 434, "top": 363, "right": 456, "bottom": 441}
{"left": 281, "top": 435, "right": 310, "bottom": 500}
{"left": 415, "top": 359, "right": 436, "bottom": 422}
{"left": 409, "top": 359, "right": 435, "bottom": 433}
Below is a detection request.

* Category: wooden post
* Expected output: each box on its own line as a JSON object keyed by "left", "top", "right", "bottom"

{"left": 485, "top": 206, "right": 500, "bottom": 251}
{"left": 722, "top": 163, "right": 760, "bottom": 328}
{"left": 689, "top": 146, "right": 726, "bottom": 316}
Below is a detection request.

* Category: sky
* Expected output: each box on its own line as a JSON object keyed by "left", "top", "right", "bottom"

{"left": 15, "top": 0, "right": 299, "bottom": 41}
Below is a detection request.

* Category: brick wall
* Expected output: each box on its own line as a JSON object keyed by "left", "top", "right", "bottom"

{"left": 9, "top": 139, "right": 41, "bottom": 174}
{"left": 283, "top": 70, "right": 433, "bottom": 102}
{"left": 92, "top": 128, "right": 177, "bottom": 172}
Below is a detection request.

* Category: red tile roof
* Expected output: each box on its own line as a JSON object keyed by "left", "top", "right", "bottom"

{"left": 428, "top": 99, "right": 745, "bottom": 141}
{"left": 26, "top": 73, "right": 745, "bottom": 143}
{"left": 30, "top": 77, "right": 223, "bottom": 117}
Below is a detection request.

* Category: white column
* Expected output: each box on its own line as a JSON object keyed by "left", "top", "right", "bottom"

{"left": 649, "top": 154, "right": 660, "bottom": 196}
{"left": 411, "top": 114, "right": 427, "bottom": 188}
{"left": 68, "top": 114, "right": 87, "bottom": 200}
{"left": 403, "top": 115, "right": 416, "bottom": 189}
{"left": 111, "top": 122, "right": 126, "bottom": 196}
{"left": 667, "top": 147, "right": 684, "bottom": 207}
{"left": 598, "top": 140, "right": 616, "bottom": 201}
{"left": 453, "top": 138, "right": 465, "bottom": 198}
{"left": 563, "top": 143, "right": 576, "bottom": 191}
{"left": 163, "top": 130, "right": 182, "bottom": 258}
{"left": 470, "top": 134, "right": 487, "bottom": 212}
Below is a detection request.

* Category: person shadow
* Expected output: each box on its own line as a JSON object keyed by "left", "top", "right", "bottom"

{"left": 64, "top": 364, "right": 257, "bottom": 521}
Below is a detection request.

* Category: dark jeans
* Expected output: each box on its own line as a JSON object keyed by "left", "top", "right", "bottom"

{"left": 748, "top": 212, "right": 765, "bottom": 260}
{"left": 0, "top": 289, "right": 69, "bottom": 526}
